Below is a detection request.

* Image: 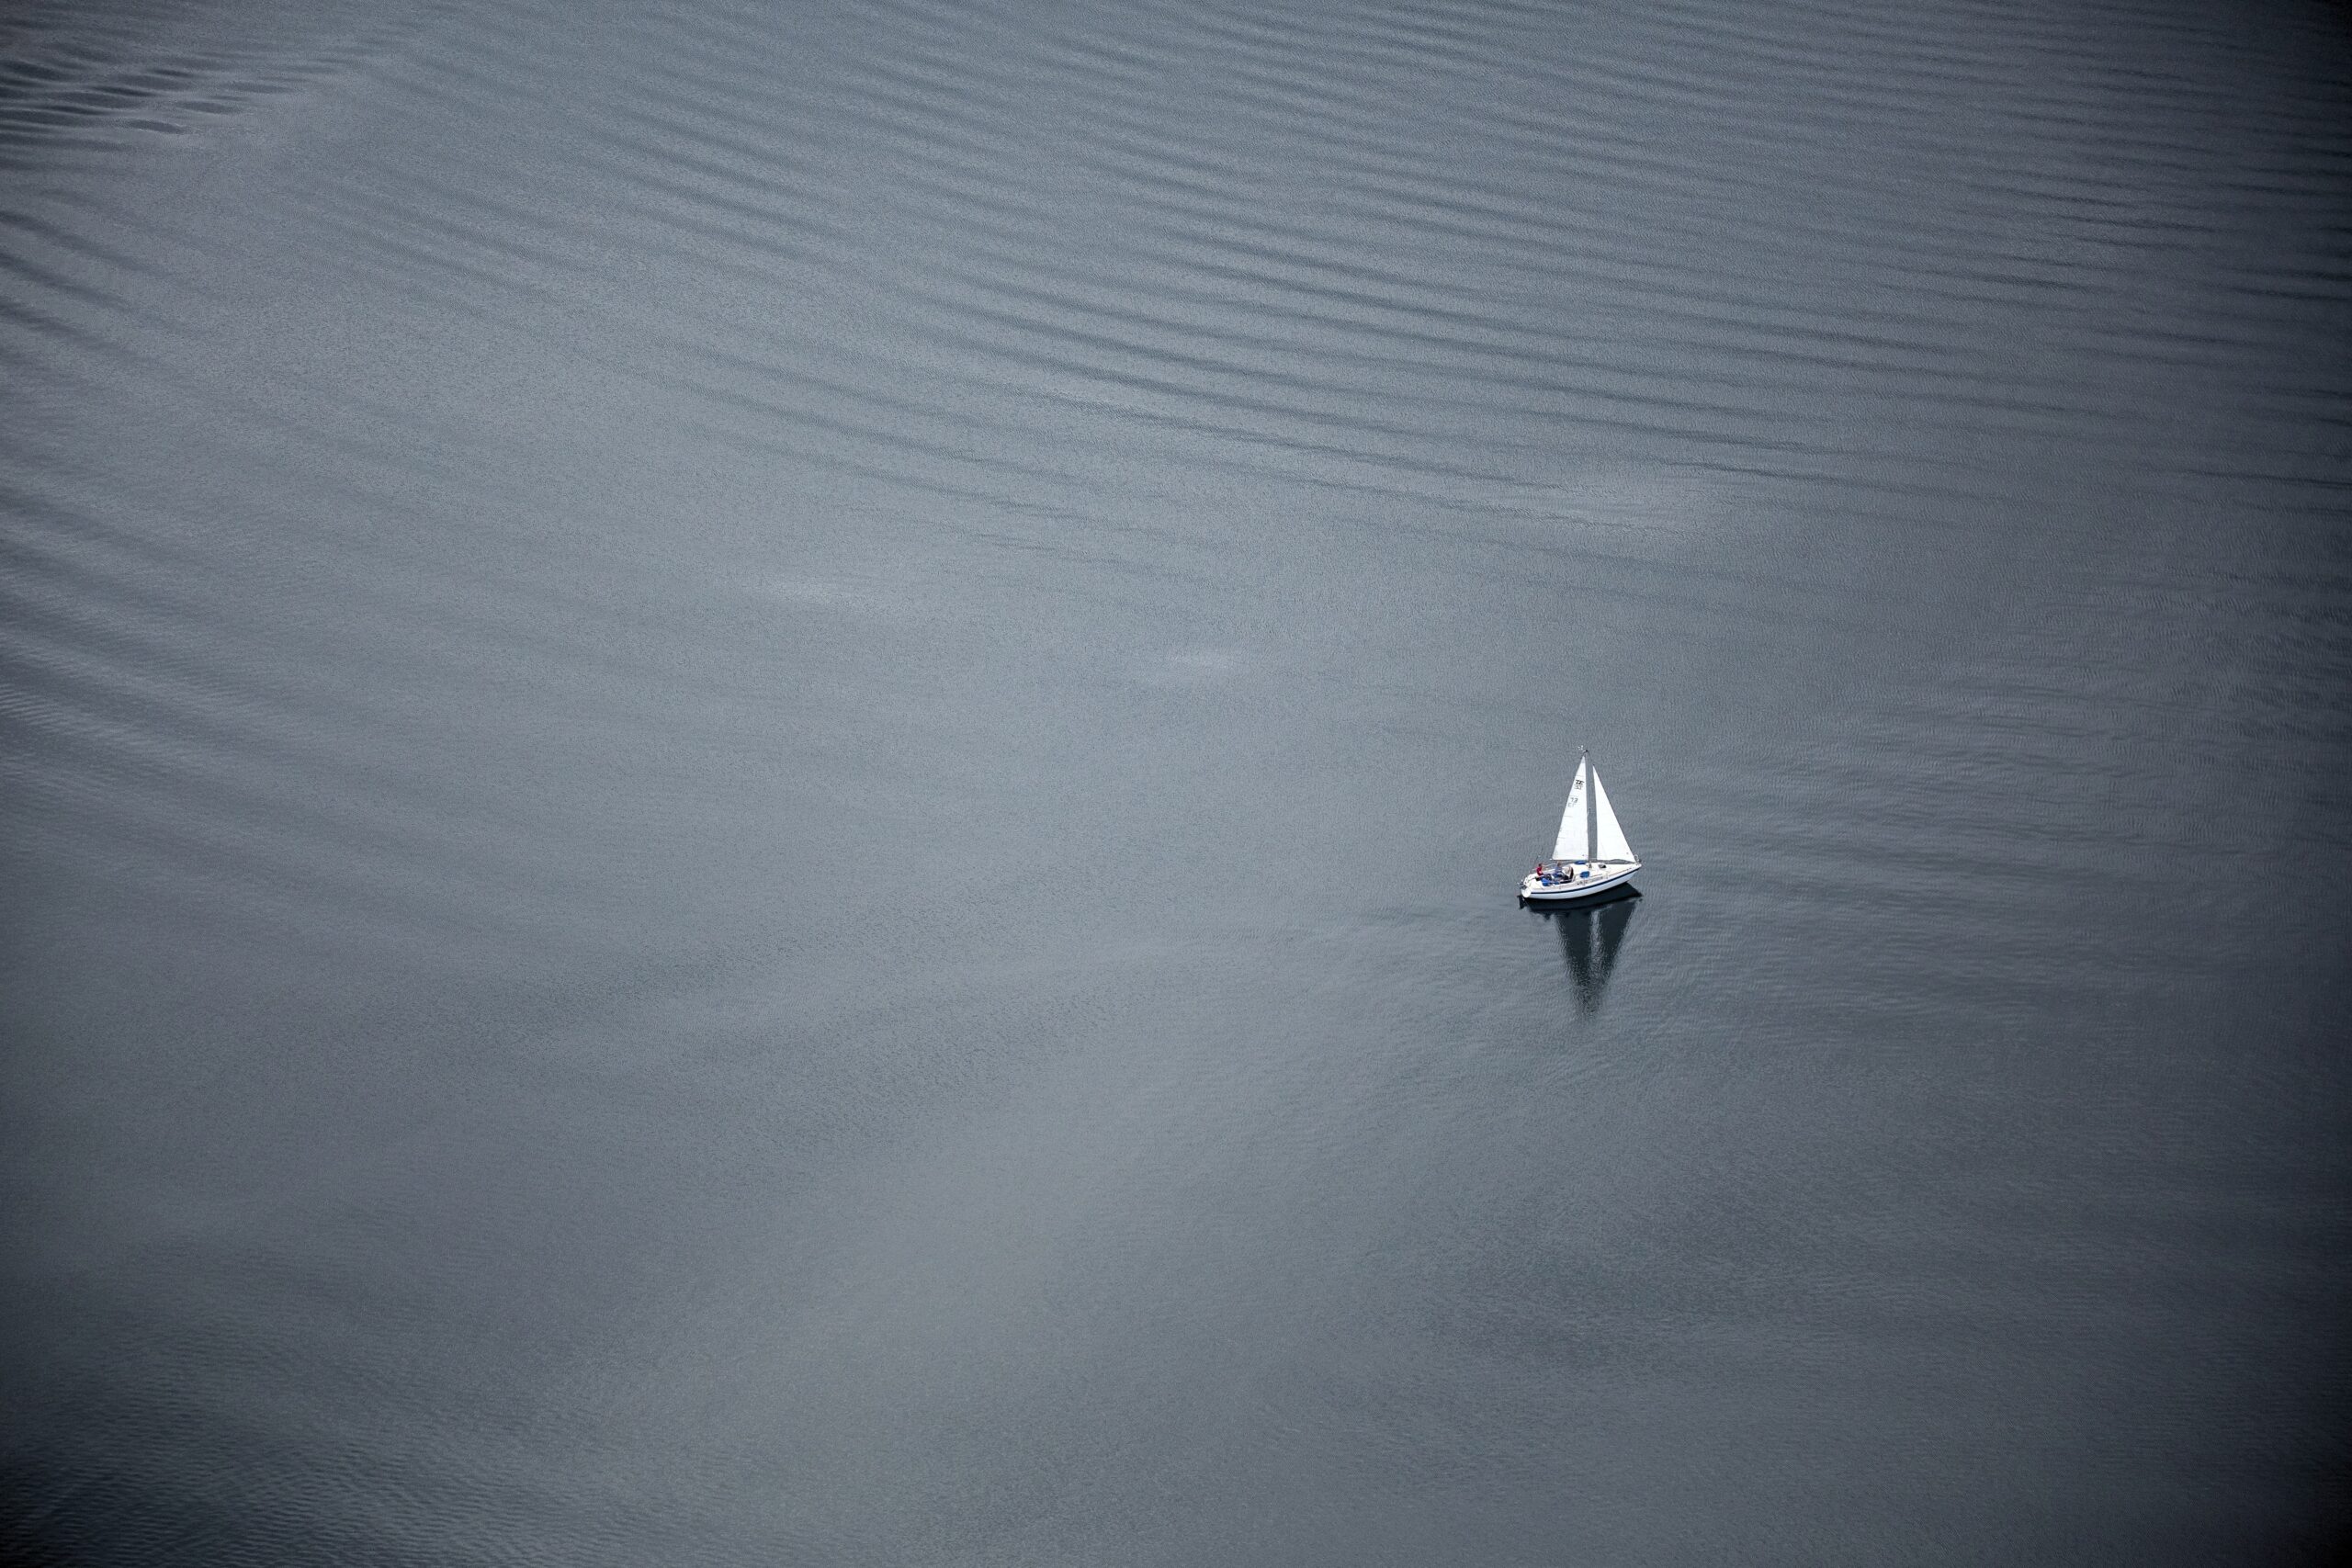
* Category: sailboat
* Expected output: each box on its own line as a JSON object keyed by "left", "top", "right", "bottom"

{"left": 1520, "top": 750, "right": 1642, "bottom": 903}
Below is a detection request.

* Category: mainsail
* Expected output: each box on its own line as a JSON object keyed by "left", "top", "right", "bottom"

{"left": 1591, "top": 766, "right": 1634, "bottom": 863}
{"left": 1551, "top": 758, "right": 1590, "bottom": 862}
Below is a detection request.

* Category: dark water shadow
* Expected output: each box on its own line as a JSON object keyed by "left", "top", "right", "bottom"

{"left": 1528, "top": 886, "right": 1641, "bottom": 1013}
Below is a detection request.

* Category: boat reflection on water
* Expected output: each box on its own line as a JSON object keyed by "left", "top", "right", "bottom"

{"left": 1529, "top": 886, "right": 1641, "bottom": 1012}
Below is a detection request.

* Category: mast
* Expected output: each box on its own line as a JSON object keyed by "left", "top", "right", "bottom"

{"left": 1582, "top": 747, "right": 1595, "bottom": 863}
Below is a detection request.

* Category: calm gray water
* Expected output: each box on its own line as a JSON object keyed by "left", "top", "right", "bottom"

{"left": 5, "top": 0, "right": 2350, "bottom": 1561}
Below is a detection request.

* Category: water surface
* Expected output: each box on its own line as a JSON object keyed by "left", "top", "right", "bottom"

{"left": 5, "top": 0, "right": 2350, "bottom": 1562}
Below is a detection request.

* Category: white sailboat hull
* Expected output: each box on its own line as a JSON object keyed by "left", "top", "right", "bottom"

{"left": 1520, "top": 861, "right": 1640, "bottom": 902}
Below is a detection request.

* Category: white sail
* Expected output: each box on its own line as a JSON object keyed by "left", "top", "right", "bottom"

{"left": 1551, "top": 759, "right": 1589, "bottom": 862}
{"left": 1591, "top": 766, "right": 1634, "bottom": 863}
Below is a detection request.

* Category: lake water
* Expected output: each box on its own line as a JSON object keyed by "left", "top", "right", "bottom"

{"left": 5, "top": 0, "right": 2349, "bottom": 1561}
